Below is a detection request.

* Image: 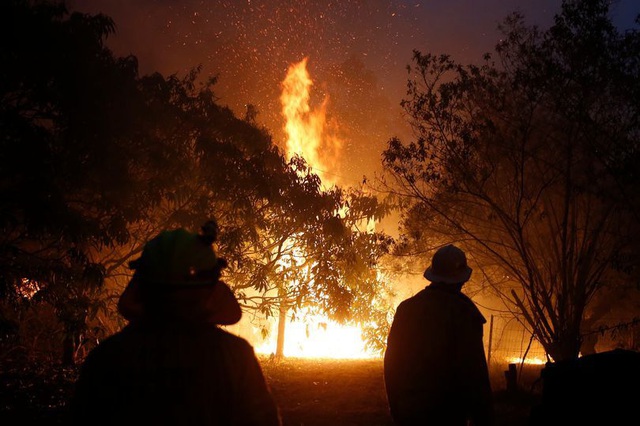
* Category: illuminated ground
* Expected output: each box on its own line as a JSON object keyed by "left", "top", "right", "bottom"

{"left": 261, "top": 357, "right": 538, "bottom": 426}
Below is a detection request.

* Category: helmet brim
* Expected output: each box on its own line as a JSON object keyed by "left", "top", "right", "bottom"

{"left": 423, "top": 266, "right": 472, "bottom": 284}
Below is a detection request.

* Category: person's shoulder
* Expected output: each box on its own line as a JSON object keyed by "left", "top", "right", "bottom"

{"left": 86, "top": 327, "right": 128, "bottom": 353}
{"left": 400, "top": 287, "right": 440, "bottom": 304}
{"left": 76, "top": 327, "right": 132, "bottom": 371}
{"left": 454, "top": 293, "right": 486, "bottom": 322}
{"left": 212, "top": 326, "right": 249, "bottom": 343}
{"left": 397, "top": 286, "right": 466, "bottom": 312}
{"left": 208, "top": 326, "right": 257, "bottom": 352}
{"left": 396, "top": 288, "right": 433, "bottom": 311}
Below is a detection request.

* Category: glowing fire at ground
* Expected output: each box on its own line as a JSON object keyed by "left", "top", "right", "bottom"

{"left": 507, "top": 357, "right": 547, "bottom": 365}
{"left": 255, "top": 312, "right": 379, "bottom": 359}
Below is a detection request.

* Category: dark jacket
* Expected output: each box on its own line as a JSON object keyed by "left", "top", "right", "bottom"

{"left": 384, "top": 283, "right": 493, "bottom": 426}
{"left": 71, "top": 321, "right": 281, "bottom": 426}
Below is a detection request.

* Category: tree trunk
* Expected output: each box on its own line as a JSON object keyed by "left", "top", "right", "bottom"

{"left": 275, "top": 303, "right": 287, "bottom": 360}
{"left": 62, "top": 331, "right": 77, "bottom": 366}
{"left": 546, "top": 335, "right": 582, "bottom": 362}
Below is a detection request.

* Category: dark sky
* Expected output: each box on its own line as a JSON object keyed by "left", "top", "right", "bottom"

{"left": 67, "top": 0, "right": 638, "bottom": 188}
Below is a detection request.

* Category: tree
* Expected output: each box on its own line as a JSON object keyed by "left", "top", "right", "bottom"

{"left": 382, "top": 0, "right": 640, "bottom": 362}
{"left": 0, "top": 0, "right": 181, "bottom": 364}
{"left": 210, "top": 153, "right": 392, "bottom": 358}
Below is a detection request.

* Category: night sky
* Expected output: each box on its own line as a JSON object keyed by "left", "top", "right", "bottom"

{"left": 67, "top": 0, "right": 638, "bottom": 188}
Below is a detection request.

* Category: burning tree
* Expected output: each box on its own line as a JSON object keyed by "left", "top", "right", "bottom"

{"left": 220, "top": 158, "right": 391, "bottom": 358}
{"left": 218, "top": 57, "right": 394, "bottom": 359}
{"left": 382, "top": 0, "right": 640, "bottom": 362}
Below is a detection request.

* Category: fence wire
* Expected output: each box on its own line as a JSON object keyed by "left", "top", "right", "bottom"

{"left": 486, "top": 314, "right": 547, "bottom": 369}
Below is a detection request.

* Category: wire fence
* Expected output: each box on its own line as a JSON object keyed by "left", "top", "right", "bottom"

{"left": 487, "top": 314, "right": 640, "bottom": 367}
{"left": 485, "top": 313, "right": 640, "bottom": 390}
{"left": 486, "top": 314, "right": 547, "bottom": 371}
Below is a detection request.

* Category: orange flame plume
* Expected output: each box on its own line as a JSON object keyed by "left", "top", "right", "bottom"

{"left": 280, "top": 57, "right": 342, "bottom": 187}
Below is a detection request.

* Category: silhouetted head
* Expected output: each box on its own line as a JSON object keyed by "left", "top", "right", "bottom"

{"left": 423, "top": 244, "right": 472, "bottom": 285}
{"left": 128, "top": 220, "right": 226, "bottom": 285}
{"left": 118, "top": 220, "right": 241, "bottom": 325}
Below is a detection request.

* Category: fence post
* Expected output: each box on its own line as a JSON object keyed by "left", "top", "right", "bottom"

{"left": 505, "top": 363, "right": 518, "bottom": 392}
{"left": 487, "top": 314, "right": 494, "bottom": 368}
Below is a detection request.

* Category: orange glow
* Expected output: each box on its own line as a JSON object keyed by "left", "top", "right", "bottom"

{"left": 255, "top": 311, "right": 379, "bottom": 359}
{"left": 18, "top": 278, "right": 41, "bottom": 299}
{"left": 280, "top": 57, "right": 342, "bottom": 187}
{"left": 506, "top": 356, "right": 547, "bottom": 365}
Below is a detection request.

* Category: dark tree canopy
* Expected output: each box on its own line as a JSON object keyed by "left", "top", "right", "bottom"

{"left": 382, "top": 0, "right": 640, "bottom": 362}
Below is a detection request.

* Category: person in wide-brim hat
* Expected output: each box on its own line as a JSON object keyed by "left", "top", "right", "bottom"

{"left": 384, "top": 243, "right": 493, "bottom": 426}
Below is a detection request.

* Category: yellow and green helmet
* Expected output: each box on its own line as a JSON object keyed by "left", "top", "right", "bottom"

{"left": 129, "top": 220, "right": 226, "bottom": 286}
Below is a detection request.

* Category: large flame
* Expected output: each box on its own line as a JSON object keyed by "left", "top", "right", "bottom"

{"left": 280, "top": 57, "right": 341, "bottom": 187}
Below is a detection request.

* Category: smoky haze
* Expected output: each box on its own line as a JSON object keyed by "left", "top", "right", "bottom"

{"left": 68, "top": 0, "right": 600, "bottom": 189}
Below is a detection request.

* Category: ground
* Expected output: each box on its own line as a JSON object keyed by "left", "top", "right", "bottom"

{"left": 263, "top": 358, "right": 394, "bottom": 426}
{"left": 261, "top": 357, "right": 538, "bottom": 426}
{"left": 0, "top": 356, "right": 539, "bottom": 425}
